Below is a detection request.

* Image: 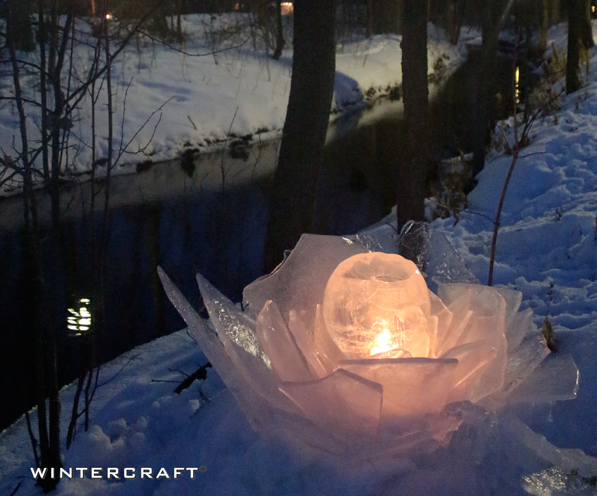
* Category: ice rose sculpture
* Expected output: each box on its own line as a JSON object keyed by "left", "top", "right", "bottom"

{"left": 158, "top": 234, "right": 579, "bottom": 459}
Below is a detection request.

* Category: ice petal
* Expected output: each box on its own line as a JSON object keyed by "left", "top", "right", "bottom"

{"left": 279, "top": 369, "right": 383, "bottom": 439}
{"left": 493, "top": 287, "right": 523, "bottom": 327}
{"left": 287, "top": 305, "right": 346, "bottom": 378}
{"left": 503, "top": 332, "right": 551, "bottom": 397}
{"left": 440, "top": 340, "right": 497, "bottom": 403}
{"left": 429, "top": 290, "right": 453, "bottom": 358}
{"left": 256, "top": 300, "right": 313, "bottom": 382}
{"left": 195, "top": 272, "right": 300, "bottom": 416}
{"left": 436, "top": 288, "right": 474, "bottom": 354}
{"left": 339, "top": 357, "right": 458, "bottom": 418}
{"left": 438, "top": 285, "right": 508, "bottom": 403}
{"left": 243, "top": 234, "right": 367, "bottom": 327}
{"left": 506, "top": 353, "right": 579, "bottom": 403}
{"left": 159, "top": 268, "right": 286, "bottom": 428}
{"left": 506, "top": 307, "right": 534, "bottom": 352}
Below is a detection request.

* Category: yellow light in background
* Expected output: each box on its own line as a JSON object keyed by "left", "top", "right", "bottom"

{"left": 67, "top": 297, "right": 92, "bottom": 337}
{"left": 281, "top": 2, "right": 293, "bottom": 15}
{"left": 515, "top": 66, "right": 520, "bottom": 104}
{"left": 105, "top": 13, "right": 113, "bottom": 20}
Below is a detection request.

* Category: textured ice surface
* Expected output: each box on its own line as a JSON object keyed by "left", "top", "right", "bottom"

{"left": 507, "top": 353, "right": 579, "bottom": 403}
{"left": 503, "top": 333, "right": 552, "bottom": 397}
{"left": 256, "top": 300, "right": 312, "bottom": 382}
{"left": 243, "top": 234, "right": 367, "bottom": 326}
{"left": 349, "top": 219, "right": 479, "bottom": 291}
{"left": 522, "top": 467, "right": 597, "bottom": 496}
{"left": 287, "top": 305, "right": 345, "bottom": 378}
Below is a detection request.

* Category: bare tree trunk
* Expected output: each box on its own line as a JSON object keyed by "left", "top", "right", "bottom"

{"left": 580, "top": 0, "right": 594, "bottom": 48}
{"left": 176, "top": 0, "right": 183, "bottom": 43}
{"left": 272, "top": 0, "right": 285, "bottom": 60}
{"left": 550, "top": 0, "right": 563, "bottom": 24}
{"left": 470, "top": 1, "right": 501, "bottom": 180}
{"left": 370, "top": 0, "right": 402, "bottom": 34}
{"left": 7, "top": 1, "right": 62, "bottom": 490}
{"left": 366, "top": 0, "right": 373, "bottom": 37}
{"left": 446, "top": 0, "right": 464, "bottom": 45}
{"left": 263, "top": 0, "right": 337, "bottom": 272}
{"left": 397, "top": 0, "right": 429, "bottom": 230}
{"left": 5, "top": 0, "right": 35, "bottom": 51}
{"left": 540, "top": 0, "right": 549, "bottom": 51}
{"left": 567, "top": 0, "right": 583, "bottom": 93}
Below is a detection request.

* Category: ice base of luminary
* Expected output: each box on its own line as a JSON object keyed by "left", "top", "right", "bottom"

{"left": 158, "top": 226, "right": 581, "bottom": 461}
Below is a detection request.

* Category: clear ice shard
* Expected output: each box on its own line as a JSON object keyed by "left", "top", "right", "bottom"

{"left": 243, "top": 234, "right": 367, "bottom": 326}
{"left": 159, "top": 267, "right": 280, "bottom": 429}
{"left": 195, "top": 273, "right": 301, "bottom": 415}
{"left": 503, "top": 332, "right": 551, "bottom": 397}
{"left": 503, "top": 415, "right": 597, "bottom": 479}
{"left": 287, "top": 305, "right": 345, "bottom": 378}
{"left": 256, "top": 300, "right": 313, "bottom": 382}
{"left": 506, "top": 353, "right": 579, "bottom": 403}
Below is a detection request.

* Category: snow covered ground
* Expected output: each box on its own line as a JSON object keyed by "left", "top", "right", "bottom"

{"left": 1, "top": 19, "right": 597, "bottom": 496}
{"left": 0, "top": 14, "right": 466, "bottom": 196}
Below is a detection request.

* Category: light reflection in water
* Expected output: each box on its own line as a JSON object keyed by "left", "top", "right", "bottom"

{"left": 515, "top": 66, "right": 520, "bottom": 104}
{"left": 67, "top": 297, "right": 92, "bottom": 337}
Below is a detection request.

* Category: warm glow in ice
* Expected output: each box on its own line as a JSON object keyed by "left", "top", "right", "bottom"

{"left": 323, "top": 252, "right": 431, "bottom": 358}
{"left": 370, "top": 327, "right": 393, "bottom": 355}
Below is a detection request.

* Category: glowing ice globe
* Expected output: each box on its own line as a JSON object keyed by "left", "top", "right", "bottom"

{"left": 322, "top": 252, "right": 431, "bottom": 358}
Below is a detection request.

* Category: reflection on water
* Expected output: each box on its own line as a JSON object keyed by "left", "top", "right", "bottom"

{"left": 0, "top": 51, "right": 522, "bottom": 431}
{"left": 0, "top": 143, "right": 278, "bottom": 431}
{"left": 67, "top": 298, "right": 92, "bottom": 337}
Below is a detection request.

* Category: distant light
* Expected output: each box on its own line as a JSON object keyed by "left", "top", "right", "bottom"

{"left": 515, "top": 66, "right": 520, "bottom": 104}
{"left": 105, "top": 13, "right": 113, "bottom": 20}
{"left": 592, "top": 6, "right": 596, "bottom": 13}
{"left": 67, "top": 297, "right": 93, "bottom": 337}
{"left": 281, "top": 2, "right": 293, "bottom": 15}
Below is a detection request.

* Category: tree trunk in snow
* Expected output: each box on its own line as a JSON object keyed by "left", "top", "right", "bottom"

{"left": 550, "top": 0, "right": 563, "bottom": 24}
{"left": 567, "top": 0, "right": 583, "bottom": 94}
{"left": 272, "top": 0, "right": 285, "bottom": 60}
{"left": 470, "top": 1, "right": 501, "bottom": 180}
{"left": 263, "top": 0, "right": 336, "bottom": 272}
{"left": 370, "top": 0, "right": 402, "bottom": 34}
{"left": 397, "top": 0, "right": 429, "bottom": 230}
{"left": 580, "top": 0, "right": 594, "bottom": 48}
{"left": 5, "top": 0, "right": 35, "bottom": 52}
{"left": 446, "top": 0, "right": 464, "bottom": 45}
{"left": 176, "top": 0, "right": 183, "bottom": 44}
{"left": 540, "top": 0, "right": 550, "bottom": 51}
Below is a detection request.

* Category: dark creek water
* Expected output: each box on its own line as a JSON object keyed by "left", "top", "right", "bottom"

{"left": 0, "top": 51, "right": 526, "bottom": 431}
